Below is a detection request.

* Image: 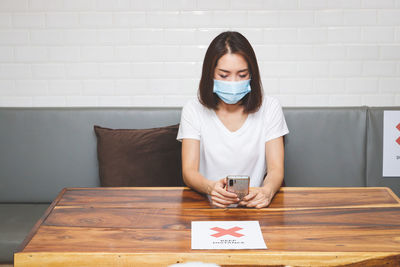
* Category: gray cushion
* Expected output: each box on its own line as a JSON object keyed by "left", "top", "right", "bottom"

{"left": 283, "top": 107, "right": 368, "bottom": 187}
{"left": 366, "top": 107, "right": 400, "bottom": 196}
{"left": 0, "top": 204, "right": 49, "bottom": 263}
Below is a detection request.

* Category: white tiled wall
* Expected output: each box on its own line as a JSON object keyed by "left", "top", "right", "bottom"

{"left": 0, "top": 0, "right": 399, "bottom": 107}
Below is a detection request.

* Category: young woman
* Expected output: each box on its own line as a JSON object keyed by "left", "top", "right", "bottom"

{"left": 177, "top": 31, "right": 289, "bottom": 208}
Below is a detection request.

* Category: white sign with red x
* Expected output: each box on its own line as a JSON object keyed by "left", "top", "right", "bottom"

{"left": 383, "top": 111, "right": 400, "bottom": 177}
{"left": 191, "top": 221, "right": 267, "bottom": 249}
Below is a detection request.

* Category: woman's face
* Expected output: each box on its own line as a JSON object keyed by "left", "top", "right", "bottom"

{"left": 214, "top": 53, "right": 250, "bottom": 82}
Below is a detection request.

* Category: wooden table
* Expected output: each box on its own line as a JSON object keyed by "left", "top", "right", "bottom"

{"left": 15, "top": 187, "right": 400, "bottom": 266}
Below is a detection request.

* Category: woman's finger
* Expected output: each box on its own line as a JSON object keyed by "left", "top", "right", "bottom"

{"left": 212, "top": 195, "right": 237, "bottom": 205}
{"left": 212, "top": 200, "right": 228, "bottom": 208}
{"left": 216, "top": 186, "right": 239, "bottom": 199}
{"left": 238, "top": 200, "right": 248, "bottom": 206}
{"left": 214, "top": 178, "right": 238, "bottom": 199}
{"left": 246, "top": 197, "right": 267, "bottom": 208}
{"left": 255, "top": 201, "right": 270, "bottom": 209}
{"left": 242, "top": 190, "right": 257, "bottom": 201}
{"left": 211, "top": 190, "right": 235, "bottom": 201}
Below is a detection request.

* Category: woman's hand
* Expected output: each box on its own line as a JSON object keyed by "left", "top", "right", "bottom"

{"left": 239, "top": 186, "right": 274, "bottom": 209}
{"left": 209, "top": 178, "right": 240, "bottom": 208}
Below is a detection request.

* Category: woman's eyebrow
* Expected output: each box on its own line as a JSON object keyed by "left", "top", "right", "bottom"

{"left": 218, "top": 68, "right": 248, "bottom": 73}
{"left": 218, "top": 68, "right": 230, "bottom": 73}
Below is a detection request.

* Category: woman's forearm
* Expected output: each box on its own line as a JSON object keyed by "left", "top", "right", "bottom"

{"left": 183, "top": 169, "right": 215, "bottom": 195}
{"left": 262, "top": 168, "right": 284, "bottom": 195}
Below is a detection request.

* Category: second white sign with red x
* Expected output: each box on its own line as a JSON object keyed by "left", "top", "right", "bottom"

{"left": 383, "top": 111, "right": 400, "bottom": 177}
{"left": 191, "top": 221, "right": 267, "bottom": 249}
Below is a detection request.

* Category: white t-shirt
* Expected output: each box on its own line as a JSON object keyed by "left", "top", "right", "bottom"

{"left": 177, "top": 96, "right": 289, "bottom": 187}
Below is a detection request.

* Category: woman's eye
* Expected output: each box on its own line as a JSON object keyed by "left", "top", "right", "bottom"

{"left": 219, "top": 74, "right": 228, "bottom": 78}
{"left": 239, "top": 75, "right": 248, "bottom": 78}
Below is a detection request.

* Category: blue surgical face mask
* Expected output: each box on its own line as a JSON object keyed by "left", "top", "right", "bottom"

{"left": 213, "top": 79, "right": 251, "bottom": 104}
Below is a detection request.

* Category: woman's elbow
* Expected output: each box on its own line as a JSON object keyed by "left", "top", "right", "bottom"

{"left": 182, "top": 168, "right": 194, "bottom": 187}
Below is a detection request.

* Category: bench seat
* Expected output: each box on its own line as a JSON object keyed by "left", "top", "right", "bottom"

{"left": 0, "top": 204, "right": 49, "bottom": 263}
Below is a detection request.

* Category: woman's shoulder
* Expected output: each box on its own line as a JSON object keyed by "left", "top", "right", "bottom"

{"left": 250, "top": 95, "right": 284, "bottom": 122}
{"left": 183, "top": 97, "right": 201, "bottom": 108}
{"left": 182, "top": 97, "right": 212, "bottom": 117}
{"left": 259, "top": 95, "right": 282, "bottom": 113}
{"left": 262, "top": 95, "right": 280, "bottom": 106}
{"left": 183, "top": 97, "right": 204, "bottom": 112}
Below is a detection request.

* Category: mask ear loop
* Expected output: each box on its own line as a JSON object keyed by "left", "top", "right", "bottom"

{"left": 248, "top": 76, "right": 252, "bottom": 96}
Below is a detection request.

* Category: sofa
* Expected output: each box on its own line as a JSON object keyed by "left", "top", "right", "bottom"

{"left": 0, "top": 105, "right": 399, "bottom": 264}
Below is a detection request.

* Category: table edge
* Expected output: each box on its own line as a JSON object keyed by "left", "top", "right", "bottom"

{"left": 16, "top": 187, "right": 67, "bottom": 252}
{"left": 60, "top": 186, "right": 400, "bottom": 204}
{"left": 14, "top": 251, "right": 400, "bottom": 266}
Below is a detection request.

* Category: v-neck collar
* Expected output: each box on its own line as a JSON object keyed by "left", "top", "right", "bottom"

{"left": 212, "top": 109, "right": 251, "bottom": 136}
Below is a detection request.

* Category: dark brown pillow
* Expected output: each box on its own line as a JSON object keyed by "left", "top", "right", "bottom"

{"left": 94, "top": 124, "right": 184, "bottom": 187}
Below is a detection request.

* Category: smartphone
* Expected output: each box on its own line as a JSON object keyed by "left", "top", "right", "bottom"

{"left": 226, "top": 175, "right": 250, "bottom": 200}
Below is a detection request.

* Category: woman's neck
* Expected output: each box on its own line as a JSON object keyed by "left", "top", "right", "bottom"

{"left": 217, "top": 100, "right": 244, "bottom": 114}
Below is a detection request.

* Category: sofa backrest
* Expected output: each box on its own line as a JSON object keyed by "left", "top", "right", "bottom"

{"left": 0, "top": 106, "right": 399, "bottom": 202}
{"left": 284, "top": 107, "right": 368, "bottom": 187}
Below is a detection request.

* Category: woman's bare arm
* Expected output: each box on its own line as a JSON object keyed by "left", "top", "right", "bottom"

{"left": 262, "top": 136, "right": 285, "bottom": 193}
{"left": 181, "top": 139, "right": 238, "bottom": 207}
{"left": 181, "top": 139, "right": 213, "bottom": 194}
{"left": 240, "top": 136, "right": 285, "bottom": 208}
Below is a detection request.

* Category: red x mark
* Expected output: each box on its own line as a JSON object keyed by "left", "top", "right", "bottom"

{"left": 397, "top": 123, "right": 400, "bottom": 146}
{"left": 210, "top": 227, "right": 244, "bottom": 238}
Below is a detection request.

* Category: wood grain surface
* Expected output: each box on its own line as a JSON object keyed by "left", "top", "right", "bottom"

{"left": 15, "top": 187, "right": 400, "bottom": 266}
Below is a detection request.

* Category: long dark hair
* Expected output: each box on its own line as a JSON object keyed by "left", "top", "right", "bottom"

{"left": 198, "top": 31, "right": 263, "bottom": 113}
